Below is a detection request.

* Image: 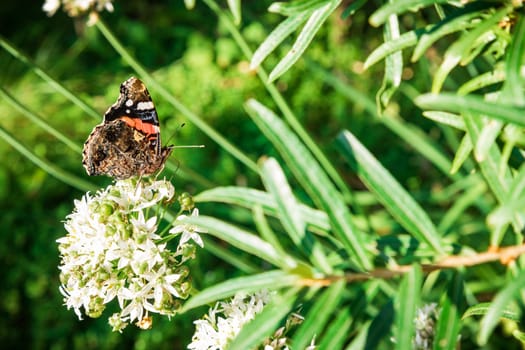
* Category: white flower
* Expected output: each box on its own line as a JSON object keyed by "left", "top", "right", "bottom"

{"left": 42, "top": 0, "right": 60, "bottom": 16}
{"left": 414, "top": 303, "right": 439, "bottom": 350}
{"left": 188, "top": 291, "right": 273, "bottom": 350}
{"left": 58, "top": 179, "right": 199, "bottom": 331}
{"left": 42, "top": 0, "right": 114, "bottom": 17}
{"left": 170, "top": 208, "right": 206, "bottom": 248}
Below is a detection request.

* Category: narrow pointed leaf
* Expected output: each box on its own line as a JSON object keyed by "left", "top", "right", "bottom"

{"left": 433, "top": 272, "right": 463, "bottom": 350}
{"left": 0, "top": 126, "right": 95, "bottom": 192}
{"left": 462, "top": 113, "right": 525, "bottom": 241}
{"left": 337, "top": 130, "right": 445, "bottom": 255}
{"left": 394, "top": 265, "right": 422, "bottom": 350}
{"left": 260, "top": 157, "right": 332, "bottom": 273}
{"left": 202, "top": 238, "right": 259, "bottom": 274}
{"left": 364, "top": 28, "right": 423, "bottom": 69}
{"left": 450, "top": 134, "right": 472, "bottom": 174}
{"left": 422, "top": 111, "right": 465, "bottom": 130}
{"left": 0, "top": 87, "right": 82, "bottom": 153}
{"left": 268, "top": 0, "right": 341, "bottom": 82}
{"left": 317, "top": 308, "right": 352, "bottom": 349}
{"left": 458, "top": 68, "right": 506, "bottom": 95}
{"left": 431, "top": 8, "right": 509, "bottom": 93}
{"left": 462, "top": 302, "right": 521, "bottom": 321}
{"left": 194, "top": 186, "right": 331, "bottom": 232}
{"left": 292, "top": 280, "right": 346, "bottom": 349}
{"left": 246, "top": 99, "right": 372, "bottom": 270}
{"left": 227, "top": 0, "right": 241, "bottom": 25}
{"left": 250, "top": 12, "right": 310, "bottom": 69}
{"left": 268, "top": 0, "right": 328, "bottom": 16}
{"left": 412, "top": 7, "right": 483, "bottom": 61}
{"left": 501, "top": 16, "right": 525, "bottom": 105}
{"left": 369, "top": 0, "right": 450, "bottom": 27}
{"left": 416, "top": 93, "right": 525, "bottom": 128}
{"left": 376, "top": 7, "right": 403, "bottom": 109}
{"left": 179, "top": 214, "right": 296, "bottom": 269}
{"left": 478, "top": 270, "right": 525, "bottom": 344}
{"left": 181, "top": 271, "right": 301, "bottom": 312}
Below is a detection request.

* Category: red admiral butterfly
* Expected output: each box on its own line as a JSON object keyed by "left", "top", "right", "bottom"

{"left": 82, "top": 77, "right": 173, "bottom": 180}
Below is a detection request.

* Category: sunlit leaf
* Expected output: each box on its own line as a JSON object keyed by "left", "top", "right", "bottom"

{"left": 268, "top": 0, "right": 341, "bottom": 82}
{"left": 337, "top": 130, "right": 446, "bottom": 255}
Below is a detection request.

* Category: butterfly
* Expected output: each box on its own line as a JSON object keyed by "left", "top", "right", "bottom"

{"left": 82, "top": 77, "right": 173, "bottom": 180}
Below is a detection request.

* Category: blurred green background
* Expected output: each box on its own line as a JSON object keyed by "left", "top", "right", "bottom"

{"left": 0, "top": 1, "right": 456, "bottom": 349}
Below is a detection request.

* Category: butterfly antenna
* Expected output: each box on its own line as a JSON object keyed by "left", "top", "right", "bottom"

{"left": 165, "top": 122, "right": 185, "bottom": 146}
{"left": 166, "top": 122, "right": 205, "bottom": 149}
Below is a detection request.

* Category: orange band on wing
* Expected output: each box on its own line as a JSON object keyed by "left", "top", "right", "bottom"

{"left": 119, "top": 116, "right": 159, "bottom": 135}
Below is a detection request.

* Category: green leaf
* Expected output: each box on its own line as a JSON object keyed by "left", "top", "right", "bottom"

{"left": 512, "top": 330, "right": 525, "bottom": 343}
{"left": 0, "top": 87, "right": 81, "bottom": 154}
{"left": 487, "top": 163, "right": 525, "bottom": 233}
{"left": 184, "top": 0, "right": 195, "bottom": 9}
{"left": 475, "top": 120, "right": 502, "bottom": 162}
{"left": 194, "top": 186, "right": 331, "bottom": 232}
{"left": 341, "top": 0, "right": 366, "bottom": 19}
{"left": 253, "top": 205, "right": 289, "bottom": 261}
{"left": 0, "top": 125, "right": 95, "bottom": 192}
{"left": 433, "top": 272, "right": 463, "bottom": 350}
{"left": 246, "top": 99, "right": 372, "bottom": 270}
{"left": 179, "top": 214, "right": 296, "bottom": 269}
{"left": 369, "top": 0, "right": 451, "bottom": 27}
{"left": 260, "top": 158, "right": 306, "bottom": 244}
{"left": 422, "top": 111, "right": 465, "bottom": 130}
{"left": 458, "top": 68, "right": 506, "bottom": 95}
{"left": 310, "top": 63, "right": 455, "bottom": 179}
{"left": 394, "top": 265, "right": 422, "bottom": 350}
{"left": 416, "top": 93, "right": 525, "bottom": 128}
{"left": 412, "top": 5, "right": 485, "bottom": 61}
{"left": 364, "top": 28, "right": 423, "bottom": 69}
{"left": 268, "top": 0, "right": 341, "bottom": 82}
{"left": 250, "top": 12, "right": 310, "bottom": 69}
{"left": 462, "top": 113, "right": 525, "bottom": 243}
{"left": 438, "top": 180, "right": 486, "bottom": 234}
{"left": 337, "top": 130, "right": 445, "bottom": 255}
{"left": 463, "top": 302, "right": 521, "bottom": 321}
{"left": 365, "top": 300, "right": 395, "bottom": 349}
{"left": 501, "top": 16, "right": 525, "bottom": 105}
{"left": 431, "top": 7, "right": 510, "bottom": 93}
{"left": 181, "top": 271, "right": 301, "bottom": 312}
{"left": 201, "top": 238, "right": 260, "bottom": 274}
{"left": 477, "top": 271, "right": 525, "bottom": 344}
{"left": 316, "top": 308, "right": 352, "bottom": 349}
{"left": 268, "top": 0, "right": 328, "bottom": 16}
{"left": 227, "top": 0, "right": 241, "bottom": 25}
{"left": 260, "top": 158, "right": 332, "bottom": 273}
{"left": 0, "top": 36, "right": 100, "bottom": 120}
{"left": 229, "top": 288, "right": 299, "bottom": 350}
{"left": 376, "top": 6, "right": 403, "bottom": 110}
{"left": 450, "top": 135, "right": 472, "bottom": 175}
{"left": 292, "top": 280, "right": 346, "bottom": 349}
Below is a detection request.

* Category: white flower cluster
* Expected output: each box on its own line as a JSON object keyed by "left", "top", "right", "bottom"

{"left": 414, "top": 303, "right": 439, "bottom": 350}
{"left": 57, "top": 179, "right": 204, "bottom": 332}
{"left": 43, "top": 0, "right": 113, "bottom": 17}
{"left": 188, "top": 291, "right": 271, "bottom": 350}
{"left": 188, "top": 291, "right": 315, "bottom": 350}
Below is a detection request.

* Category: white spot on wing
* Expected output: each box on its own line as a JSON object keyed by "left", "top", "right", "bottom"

{"left": 126, "top": 109, "right": 131, "bottom": 114}
{"left": 125, "top": 99, "right": 134, "bottom": 107}
{"left": 137, "top": 101, "right": 154, "bottom": 110}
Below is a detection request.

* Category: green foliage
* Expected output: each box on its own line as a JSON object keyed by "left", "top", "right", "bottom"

{"left": 2, "top": 0, "right": 525, "bottom": 349}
